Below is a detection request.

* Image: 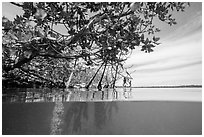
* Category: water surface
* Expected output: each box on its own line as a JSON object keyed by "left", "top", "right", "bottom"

{"left": 2, "top": 88, "right": 202, "bottom": 135}
{"left": 2, "top": 88, "right": 201, "bottom": 102}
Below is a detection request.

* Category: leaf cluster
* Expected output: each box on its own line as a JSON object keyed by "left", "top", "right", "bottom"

{"left": 2, "top": 2, "right": 189, "bottom": 86}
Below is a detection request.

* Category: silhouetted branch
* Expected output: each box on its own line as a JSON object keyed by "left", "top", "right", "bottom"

{"left": 10, "top": 2, "right": 24, "bottom": 7}
{"left": 20, "top": 67, "right": 56, "bottom": 85}
{"left": 86, "top": 63, "right": 104, "bottom": 89}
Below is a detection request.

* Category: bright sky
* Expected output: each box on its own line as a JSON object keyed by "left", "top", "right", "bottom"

{"left": 123, "top": 2, "right": 202, "bottom": 86}
{"left": 2, "top": 2, "right": 202, "bottom": 86}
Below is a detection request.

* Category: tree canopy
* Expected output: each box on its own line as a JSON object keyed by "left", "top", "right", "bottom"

{"left": 2, "top": 2, "right": 189, "bottom": 89}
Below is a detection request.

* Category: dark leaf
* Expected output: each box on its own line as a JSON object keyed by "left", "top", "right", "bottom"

{"left": 153, "top": 36, "right": 160, "bottom": 42}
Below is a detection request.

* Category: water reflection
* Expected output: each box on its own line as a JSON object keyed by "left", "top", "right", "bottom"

{"left": 123, "top": 88, "right": 132, "bottom": 99}
{"left": 62, "top": 101, "right": 118, "bottom": 134}
{"left": 2, "top": 88, "right": 202, "bottom": 135}
{"left": 2, "top": 88, "right": 133, "bottom": 103}
{"left": 2, "top": 88, "right": 128, "bottom": 134}
{"left": 63, "top": 102, "right": 88, "bottom": 134}
{"left": 50, "top": 90, "right": 65, "bottom": 135}
{"left": 94, "top": 102, "right": 118, "bottom": 129}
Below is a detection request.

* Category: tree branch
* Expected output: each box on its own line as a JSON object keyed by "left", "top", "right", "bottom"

{"left": 3, "top": 52, "right": 37, "bottom": 72}
{"left": 38, "top": 53, "right": 83, "bottom": 60}
{"left": 10, "top": 2, "right": 24, "bottom": 8}
{"left": 20, "top": 67, "right": 56, "bottom": 85}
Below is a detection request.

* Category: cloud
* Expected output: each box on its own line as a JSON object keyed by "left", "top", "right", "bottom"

{"left": 136, "top": 60, "right": 201, "bottom": 73}
{"left": 162, "top": 10, "right": 202, "bottom": 42}
{"left": 123, "top": 9, "right": 202, "bottom": 86}
{"left": 117, "top": 62, "right": 202, "bottom": 86}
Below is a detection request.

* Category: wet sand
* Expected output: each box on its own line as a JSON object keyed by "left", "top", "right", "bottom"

{"left": 2, "top": 101, "right": 202, "bottom": 135}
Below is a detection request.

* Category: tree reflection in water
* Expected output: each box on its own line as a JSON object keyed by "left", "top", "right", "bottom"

{"left": 50, "top": 90, "right": 65, "bottom": 135}
{"left": 94, "top": 102, "right": 118, "bottom": 129}
{"left": 3, "top": 88, "right": 132, "bottom": 134}
{"left": 3, "top": 88, "right": 133, "bottom": 103}
{"left": 63, "top": 101, "right": 118, "bottom": 134}
{"left": 123, "top": 88, "right": 132, "bottom": 99}
{"left": 63, "top": 102, "right": 88, "bottom": 134}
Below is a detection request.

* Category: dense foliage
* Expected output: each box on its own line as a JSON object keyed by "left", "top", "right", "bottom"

{"left": 2, "top": 2, "right": 189, "bottom": 89}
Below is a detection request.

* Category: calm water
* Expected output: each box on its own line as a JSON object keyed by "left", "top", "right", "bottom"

{"left": 2, "top": 88, "right": 202, "bottom": 135}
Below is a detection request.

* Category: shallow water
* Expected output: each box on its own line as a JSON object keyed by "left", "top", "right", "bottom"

{"left": 2, "top": 88, "right": 202, "bottom": 135}
{"left": 2, "top": 88, "right": 202, "bottom": 103}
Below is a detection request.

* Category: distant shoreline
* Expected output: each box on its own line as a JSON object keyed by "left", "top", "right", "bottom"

{"left": 116, "top": 85, "right": 202, "bottom": 88}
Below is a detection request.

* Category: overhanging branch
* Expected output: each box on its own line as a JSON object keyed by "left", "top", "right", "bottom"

{"left": 10, "top": 2, "right": 24, "bottom": 7}
{"left": 3, "top": 52, "right": 37, "bottom": 72}
{"left": 20, "top": 67, "right": 56, "bottom": 85}
{"left": 38, "top": 53, "right": 83, "bottom": 60}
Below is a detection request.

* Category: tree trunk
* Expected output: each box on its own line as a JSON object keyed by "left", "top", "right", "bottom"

{"left": 85, "top": 63, "right": 104, "bottom": 89}
{"left": 65, "top": 71, "right": 74, "bottom": 88}
{"left": 97, "top": 62, "right": 107, "bottom": 90}
{"left": 65, "top": 59, "right": 77, "bottom": 88}
{"left": 112, "top": 63, "right": 119, "bottom": 88}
